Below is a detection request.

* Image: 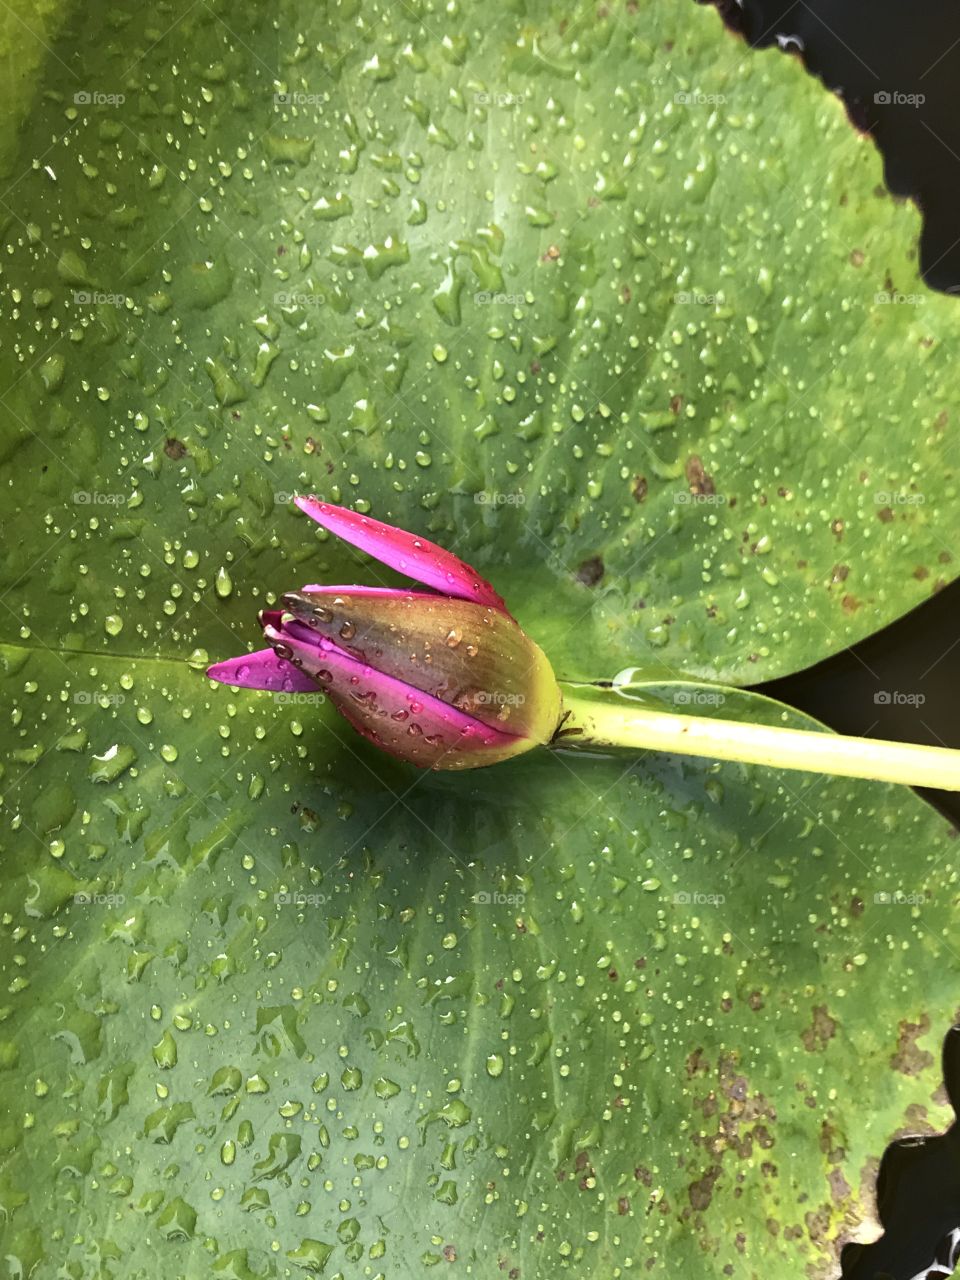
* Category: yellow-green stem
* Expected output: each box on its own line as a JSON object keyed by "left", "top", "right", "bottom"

{"left": 558, "top": 691, "right": 960, "bottom": 791}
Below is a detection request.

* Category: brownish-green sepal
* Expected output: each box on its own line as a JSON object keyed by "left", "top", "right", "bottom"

{"left": 281, "top": 589, "right": 561, "bottom": 745}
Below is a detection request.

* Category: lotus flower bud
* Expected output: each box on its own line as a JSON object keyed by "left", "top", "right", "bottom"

{"left": 207, "top": 499, "right": 562, "bottom": 770}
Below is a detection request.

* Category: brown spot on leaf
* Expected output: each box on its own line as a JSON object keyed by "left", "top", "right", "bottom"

{"left": 164, "top": 437, "right": 188, "bottom": 460}
{"left": 631, "top": 474, "right": 648, "bottom": 503}
{"left": 819, "top": 1118, "right": 846, "bottom": 1163}
{"left": 575, "top": 556, "right": 604, "bottom": 587}
{"left": 828, "top": 1167, "right": 851, "bottom": 1203}
{"left": 686, "top": 1048, "right": 708, "bottom": 1077}
{"left": 891, "top": 1014, "right": 934, "bottom": 1076}
{"left": 685, "top": 454, "right": 716, "bottom": 496}
{"left": 689, "top": 1166, "right": 721, "bottom": 1211}
{"left": 831, "top": 519, "right": 844, "bottom": 539}
{"left": 805, "top": 1205, "right": 832, "bottom": 1241}
{"left": 849, "top": 248, "right": 865, "bottom": 266}
{"left": 801, "top": 1005, "right": 837, "bottom": 1052}
{"left": 841, "top": 594, "right": 861, "bottom": 614}
{"left": 831, "top": 564, "right": 849, "bottom": 583}
{"left": 877, "top": 506, "right": 894, "bottom": 524}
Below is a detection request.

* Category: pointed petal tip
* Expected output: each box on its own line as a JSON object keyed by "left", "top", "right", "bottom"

{"left": 294, "top": 496, "right": 510, "bottom": 613}
{"left": 204, "top": 648, "right": 318, "bottom": 693}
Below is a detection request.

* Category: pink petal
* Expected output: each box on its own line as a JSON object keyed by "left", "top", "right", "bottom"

{"left": 295, "top": 498, "right": 509, "bottom": 614}
{"left": 262, "top": 623, "right": 527, "bottom": 770}
{"left": 206, "top": 648, "right": 318, "bottom": 693}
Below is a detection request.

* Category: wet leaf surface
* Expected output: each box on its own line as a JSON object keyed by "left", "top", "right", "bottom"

{"left": 0, "top": 0, "right": 957, "bottom": 683}
{"left": 2, "top": 0, "right": 959, "bottom": 1276}
{"left": 2, "top": 669, "right": 958, "bottom": 1275}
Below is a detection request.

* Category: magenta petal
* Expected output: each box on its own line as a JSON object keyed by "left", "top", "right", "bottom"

{"left": 206, "top": 648, "right": 318, "bottom": 693}
{"left": 263, "top": 623, "right": 525, "bottom": 770}
{"left": 295, "top": 497, "right": 510, "bottom": 613}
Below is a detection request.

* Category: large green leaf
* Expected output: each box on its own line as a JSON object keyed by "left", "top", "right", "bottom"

{"left": 2, "top": 665, "right": 956, "bottom": 1277}
{"left": 0, "top": 0, "right": 956, "bottom": 683}
{"left": 3, "top": 0, "right": 960, "bottom": 1277}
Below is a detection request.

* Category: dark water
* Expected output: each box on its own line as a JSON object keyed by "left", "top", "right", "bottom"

{"left": 761, "top": 580, "right": 960, "bottom": 827}
{"left": 705, "top": 4, "right": 960, "bottom": 1275}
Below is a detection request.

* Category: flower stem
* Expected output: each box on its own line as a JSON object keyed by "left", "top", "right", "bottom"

{"left": 557, "top": 689, "right": 960, "bottom": 791}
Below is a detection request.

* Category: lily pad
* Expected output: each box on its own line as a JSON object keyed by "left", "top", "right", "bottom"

{"left": 0, "top": 0, "right": 956, "bottom": 683}
{"left": 2, "top": 663, "right": 957, "bottom": 1277}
